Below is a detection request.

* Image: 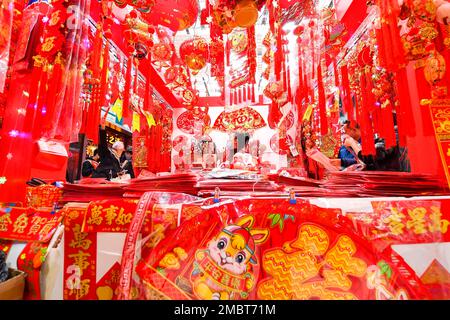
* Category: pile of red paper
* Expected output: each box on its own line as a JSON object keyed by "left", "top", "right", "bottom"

{"left": 321, "top": 171, "right": 449, "bottom": 197}
{"left": 123, "top": 173, "right": 199, "bottom": 197}
{"left": 62, "top": 180, "right": 127, "bottom": 202}
{"left": 196, "top": 178, "right": 281, "bottom": 194}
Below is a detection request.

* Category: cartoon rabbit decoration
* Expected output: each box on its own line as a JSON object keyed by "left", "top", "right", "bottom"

{"left": 191, "top": 215, "right": 269, "bottom": 300}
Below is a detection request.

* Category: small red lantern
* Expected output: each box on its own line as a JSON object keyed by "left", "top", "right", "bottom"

{"left": 179, "top": 37, "right": 209, "bottom": 75}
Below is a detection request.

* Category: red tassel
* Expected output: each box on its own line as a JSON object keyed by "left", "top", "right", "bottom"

{"left": 341, "top": 64, "right": 353, "bottom": 121}
{"left": 43, "top": 57, "right": 63, "bottom": 133}
{"left": 251, "top": 84, "right": 256, "bottom": 103}
{"left": 243, "top": 84, "right": 247, "bottom": 102}
{"left": 233, "top": 89, "right": 237, "bottom": 105}
{"left": 238, "top": 86, "right": 242, "bottom": 103}
{"left": 32, "top": 69, "right": 48, "bottom": 139}
{"left": 317, "top": 64, "right": 327, "bottom": 136}
{"left": 123, "top": 57, "right": 132, "bottom": 119}
{"left": 360, "top": 70, "right": 376, "bottom": 155}
{"left": 23, "top": 63, "right": 43, "bottom": 133}
{"left": 99, "top": 41, "right": 110, "bottom": 109}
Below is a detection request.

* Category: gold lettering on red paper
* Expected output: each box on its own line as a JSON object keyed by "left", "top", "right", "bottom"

{"left": 382, "top": 208, "right": 406, "bottom": 235}
{"left": 429, "top": 206, "right": 450, "bottom": 233}
{"left": 406, "top": 207, "right": 427, "bottom": 234}
{"left": 0, "top": 214, "right": 12, "bottom": 232}
{"left": 88, "top": 205, "right": 103, "bottom": 225}
{"left": 115, "top": 208, "right": 132, "bottom": 225}
{"left": 12, "top": 214, "right": 29, "bottom": 234}
{"left": 104, "top": 206, "right": 118, "bottom": 225}
{"left": 69, "top": 224, "right": 92, "bottom": 250}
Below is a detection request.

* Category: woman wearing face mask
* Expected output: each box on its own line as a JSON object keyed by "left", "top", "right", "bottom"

{"left": 92, "top": 125, "right": 126, "bottom": 180}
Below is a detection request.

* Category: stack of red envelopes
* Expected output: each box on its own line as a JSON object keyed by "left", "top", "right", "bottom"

{"left": 123, "top": 173, "right": 199, "bottom": 197}
{"left": 321, "top": 171, "right": 449, "bottom": 197}
{"left": 62, "top": 180, "right": 128, "bottom": 202}
{"left": 196, "top": 178, "right": 281, "bottom": 194}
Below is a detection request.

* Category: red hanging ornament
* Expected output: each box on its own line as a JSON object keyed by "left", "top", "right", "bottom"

{"left": 317, "top": 64, "right": 328, "bottom": 136}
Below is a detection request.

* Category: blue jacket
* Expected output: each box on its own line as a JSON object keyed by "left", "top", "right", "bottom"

{"left": 338, "top": 145, "right": 357, "bottom": 168}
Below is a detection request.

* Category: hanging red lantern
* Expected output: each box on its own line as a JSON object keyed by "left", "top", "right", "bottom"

{"left": 142, "top": 0, "right": 199, "bottom": 31}
{"left": 179, "top": 37, "right": 209, "bottom": 75}
{"left": 424, "top": 50, "right": 446, "bottom": 85}
{"left": 114, "top": 0, "right": 156, "bottom": 13}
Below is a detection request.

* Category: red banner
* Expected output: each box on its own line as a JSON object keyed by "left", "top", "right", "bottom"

{"left": 429, "top": 101, "right": 450, "bottom": 189}
{"left": 0, "top": 207, "right": 62, "bottom": 242}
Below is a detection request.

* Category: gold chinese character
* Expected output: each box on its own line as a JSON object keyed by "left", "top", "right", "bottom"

{"left": 429, "top": 206, "right": 450, "bottom": 234}
{"left": 231, "top": 277, "right": 241, "bottom": 290}
{"left": 69, "top": 224, "right": 92, "bottom": 250}
{"left": 221, "top": 273, "right": 231, "bottom": 286}
{"left": 69, "top": 279, "right": 91, "bottom": 300}
{"left": 28, "top": 216, "right": 46, "bottom": 235}
{"left": 382, "top": 208, "right": 406, "bottom": 236}
{"left": 0, "top": 214, "right": 12, "bottom": 232}
{"left": 111, "top": 270, "right": 120, "bottom": 284}
{"left": 41, "top": 36, "right": 56, "bottom": 52}
{"left": 104, "top": 206, "right": 118, "bottom": 225}
{"left": 115, "top": 208, "right": 132, "bottom": 225}
{"left": 88, "top": 205, "right": 103, "bottom": 225}
{"left": 39, "top": 216, "right": 59, "bottom": 236}
{"left": 406, "top": 207, "right": 427, "bottom": 234}
{"left": 13, "top": 213, "right": 29, "bottom": 234}
{"left": 68, "top": 250, "right": 91, "bottom": 272}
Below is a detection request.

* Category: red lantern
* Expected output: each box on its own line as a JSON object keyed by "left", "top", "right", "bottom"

{"left": 114, "top": 0, "right": 155, "bottom": 13}
{"left": 179, "top": 37, "right": 209, "bottom": 75}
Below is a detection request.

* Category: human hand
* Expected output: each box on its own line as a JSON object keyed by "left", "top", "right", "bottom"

{"left": 330, "top": 159, "right": 342, "bottom": 168}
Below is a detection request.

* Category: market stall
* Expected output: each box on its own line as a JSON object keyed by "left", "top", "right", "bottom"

{"left": 0, "top": 0, "right": 450, "bottom": 300}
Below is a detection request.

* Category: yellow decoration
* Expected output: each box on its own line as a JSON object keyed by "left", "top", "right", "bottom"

{"left": 96, "top": 286, "right": 114, "bottom": 300}
{"left": 302, "top": 105, "right": 313, "bottom": 121}
{"left": 132, "top": 112, "right": 141, "bottom": 132}
{"left": 234, "top": 0, "right": 258, "bottom": 28}
{"left": 143, "top": 111, "right": 156, "bottom": 127}
{"left": 111, "top": 98, "right": 123, "bottom": 121}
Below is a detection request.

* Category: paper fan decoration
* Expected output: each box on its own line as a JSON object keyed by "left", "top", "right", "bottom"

{"left": 176, "top": 110, "right": 211, "bottom": 135}
{"left": 213, "top": 107, "right": 266, "bottom": 132}
{"left": 270, "top": 134, "right": 293, "bottom": 155}
{"left": 172, "top": 135, "right": 189, "bottom": 152}
{"left": 282, "top": 111, "right": 295, "bottom": 130}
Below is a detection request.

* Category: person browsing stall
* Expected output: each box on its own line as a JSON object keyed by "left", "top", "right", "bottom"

{"left": 92, "top": 124, "right": 126, "bottom": 180}
{"left": 81, "top": 148, "right": 100, "bottom": 178}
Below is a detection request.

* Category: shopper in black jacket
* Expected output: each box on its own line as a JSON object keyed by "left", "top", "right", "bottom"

{"left": 92, "top": 126, "right": 125, "bottom": 180}
{"left": 81, "top": 149, "right": 100, "bottom": 177}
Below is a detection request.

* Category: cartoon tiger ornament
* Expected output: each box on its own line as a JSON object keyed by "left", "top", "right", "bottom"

{"left": 191, "top": 216, "right": 269, "bottom": 300}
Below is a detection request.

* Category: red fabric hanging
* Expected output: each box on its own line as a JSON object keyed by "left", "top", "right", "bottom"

{"left": 43, "top": 57, "right": 63, "bottom": 134}
{"left": 317, "top": 64, "right": 327, "bottom": 136}
{"left": 380, "top": 101, "right": 397, "bottom": 148}
{"left": 32, "top": 68, "right": 49, "bottom": 139}
{"left": 123, "top": 57, "right": 133, "bottom": 119}
{"left": 359, "top": 70, "right": 376, "bottom": 155}
{"left": 340, "top": 64, "right": 353, "bottom": 121}
{"left": 23, "top": 63, "right": 44, "bottom": 133}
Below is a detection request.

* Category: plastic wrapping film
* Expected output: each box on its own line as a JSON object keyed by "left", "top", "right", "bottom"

{"left": 0, "top": 0, "right": 14, "bottom": 93}
{"left": 116, "top": 192, "right": 450, "bottom": 300}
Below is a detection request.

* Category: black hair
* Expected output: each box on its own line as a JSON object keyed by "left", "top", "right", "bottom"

{"left": 93, "top": 148, "right": 99, "bottom": 156}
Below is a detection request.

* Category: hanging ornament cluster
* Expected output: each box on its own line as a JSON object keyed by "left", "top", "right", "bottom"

{"left": 142, "top": 0, "right": 199, "bottom": 31}
{"left": 123, "top": 10, "right": 155, "bottom": 61}
{"left": 179, "top": 37, "right": 209, "bottom": 75}
{"left": 114, "top": 0, "right": 156, "bottom": 13}
{"left": 22, "top": 0, "right": 71, "bottom": 139}
{"left": 211, "top": 0, "right": 266, "bottom": 34}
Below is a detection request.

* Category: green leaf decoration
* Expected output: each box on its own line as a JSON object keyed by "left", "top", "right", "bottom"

{"left": 268, "top": 214, "right": 275, "bottom": 219}
{"left": 279, "top": 218, "right": 284, "bottom": 232}
{"left": 271, "top": 214, "right": 281, "bottom": 227}
{"left": 386, "top": 268, "right": 393, "bottom": 279}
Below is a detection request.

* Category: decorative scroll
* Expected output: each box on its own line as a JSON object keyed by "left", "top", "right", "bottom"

{"left": 428, "top": 101, "right": 450, "bottom": 190}
{"left": 0, "top": 207, "right": 62, "bottom": 242}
